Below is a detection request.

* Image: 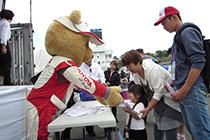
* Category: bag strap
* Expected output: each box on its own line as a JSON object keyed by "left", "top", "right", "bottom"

{"left": 176, "top": 24, "right": 210, "bottom": 92}
{"left": 176, "top": 23, "right": 202, "bottom": 53}
{"left": 127, "top": 103, "right": 138, "bottom": 129}
{"left": 140, "top": 79, "right": 153, "bottom": 101}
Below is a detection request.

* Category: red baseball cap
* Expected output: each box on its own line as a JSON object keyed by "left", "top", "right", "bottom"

{"left": 154, "top": 6, "right": 180, "bottom": 26}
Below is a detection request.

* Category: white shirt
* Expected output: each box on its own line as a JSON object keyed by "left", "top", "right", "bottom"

{"left": 133, "top": 59, "right": 180, "bottom": 112}
{"left": 124, "top": 100, "right": 145, "bottom": 130}
{"left": 0, "top": 18, "right": 11, "bottom": 45}
{"left": 129, "top": 71, "right": 134, "bottom": 81}
{"left": 80, "top": 62, "right": 106, "bottom": 83}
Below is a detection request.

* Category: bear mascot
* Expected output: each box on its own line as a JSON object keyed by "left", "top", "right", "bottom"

{"left": 27, "top": 10, "right": 123, "bottom": 140}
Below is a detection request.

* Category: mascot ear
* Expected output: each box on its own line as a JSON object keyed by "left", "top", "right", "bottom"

{"left": 82, "top": 46, "right": 93, "bottom": 64}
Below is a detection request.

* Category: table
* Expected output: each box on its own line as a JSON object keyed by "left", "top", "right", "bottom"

{"left": 48, "top": 100, "right": 116, "bottom": 140}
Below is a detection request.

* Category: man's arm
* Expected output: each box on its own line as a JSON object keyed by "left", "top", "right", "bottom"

{"left": 171, "top": 68, "right": 201, "bottom": 102}
{"left": 172, "top": 28, "right": 204, "bottom": 102}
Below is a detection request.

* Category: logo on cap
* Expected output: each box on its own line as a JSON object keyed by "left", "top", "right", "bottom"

{"left": 159, "top": 9, "right": 165, "bottom": 19}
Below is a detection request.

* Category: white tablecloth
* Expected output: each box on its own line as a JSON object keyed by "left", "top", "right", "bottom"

{"left": 48, "top": 100, "right": 116, "bottom": 132}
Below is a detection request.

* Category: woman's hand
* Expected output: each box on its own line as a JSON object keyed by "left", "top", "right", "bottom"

{"left": 140, "top": 107, "right": 151, "bottom": 118}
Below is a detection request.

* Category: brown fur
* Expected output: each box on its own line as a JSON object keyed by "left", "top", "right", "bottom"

{"left": 45, "top": 20, "right": 92, "bottom": 66}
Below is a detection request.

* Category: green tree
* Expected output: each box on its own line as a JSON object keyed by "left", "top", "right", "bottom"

{"left": 155, "top": 50, "right": 168, "bottom": 58}
{"left": 145, "top": 52, "right": 155, "bottom": 58}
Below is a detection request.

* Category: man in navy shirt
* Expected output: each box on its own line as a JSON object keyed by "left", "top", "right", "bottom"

{"left": 154, "top": 6, "right": 210, "bottom": 140}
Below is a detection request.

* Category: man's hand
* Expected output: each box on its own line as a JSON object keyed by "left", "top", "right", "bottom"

{"left": 171, "top": 89, "right": 187, "bottom": 102}
{"left": 2, "top": 45, "right": 7, "bottom": 55}
{"left": 171, "top": 68, "right": 201, "bottom": 102}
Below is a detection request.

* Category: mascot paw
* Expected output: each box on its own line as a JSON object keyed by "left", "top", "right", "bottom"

{"left": 106, "top": 86, "right": 123, "bottom": 107}
{"left": 94, "top": 95, "right": 108, "bottom": 105}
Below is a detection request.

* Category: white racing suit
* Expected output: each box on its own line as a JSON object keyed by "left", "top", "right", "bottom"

{"left": 27, "top": 56, "right": 110, "bottom": 140}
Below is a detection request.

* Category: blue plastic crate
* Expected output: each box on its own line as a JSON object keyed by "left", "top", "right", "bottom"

{"left": 80, "top": 90, "right": 96, "bottom": 101}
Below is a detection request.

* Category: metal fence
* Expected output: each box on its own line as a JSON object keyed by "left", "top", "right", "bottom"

{"left": 9, "top": 23, "right": 34, "bottom": 85}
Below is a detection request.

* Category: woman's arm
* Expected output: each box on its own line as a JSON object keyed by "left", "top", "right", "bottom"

{"left": 140, "top": 98, "right": 158, "bottom": 118}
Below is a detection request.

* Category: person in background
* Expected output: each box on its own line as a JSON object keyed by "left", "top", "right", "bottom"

{"left": 136, "top": 48, "right": 154, "bottom": 60}
{"left": 154, "top": 6, "right": 210, "bottom": 140}
{"left": 120, "top": 71, "right": 129, "bottom": 100}
{"left": 167, "top": 47, "right": 185, "bottom": 140}
{"left": 79, "top": 55, "right": 106, "bottom": 137}
{"left": 121, "top": 50, "right": 183, "bottom": 140}
{"left": 0, "top": 9, "right": 14, "bottom": 85}
{"left": 136, "top": 48, "right": 168, "bottom": 70}
{"left": 104, "top": 60, "right": 120, "bottom": 122}
{"left": 80, "top": 55, "right": 106, "bottom": 84}
{"left": 120, "top": 69, "right": 126, "bottom": 79}
{"left": 167, "top": 47, "right": 172, "bottom": 74}
{"left": 123, "top": 84, "right": 147, "bottom": 140}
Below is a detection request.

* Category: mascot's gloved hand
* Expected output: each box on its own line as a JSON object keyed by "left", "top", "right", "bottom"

{"left": 94, "top": 95, "right": 108, "bottom": 105}
{"left": 94, "top": 86, "right": 123, "bottom": 107}
{"left": 106, "top": 86, "right": 123, "bottom": 107}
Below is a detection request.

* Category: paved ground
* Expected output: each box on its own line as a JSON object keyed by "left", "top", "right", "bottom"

{"left": 68, "top": 97, "right": 210, "bottom": 140}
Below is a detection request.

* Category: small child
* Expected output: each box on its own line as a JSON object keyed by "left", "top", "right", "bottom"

{"left": 123, "top": 84, "right": 147, "bottom": 140}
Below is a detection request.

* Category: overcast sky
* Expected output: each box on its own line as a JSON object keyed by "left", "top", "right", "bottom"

{"left": 5, "top": 0, "right": 210, "bottom": 57}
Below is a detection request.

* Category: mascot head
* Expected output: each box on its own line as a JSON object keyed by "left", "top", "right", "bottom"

{"left": 45, "top": 10, "right": 103, "bottom": 66}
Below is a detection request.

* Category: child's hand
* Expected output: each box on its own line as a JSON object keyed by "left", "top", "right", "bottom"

{"left": 123, "top": 106, "right": 130, "bottom": 113}
{"left": 123, "top": 107, "right": 127, "bottom": 112}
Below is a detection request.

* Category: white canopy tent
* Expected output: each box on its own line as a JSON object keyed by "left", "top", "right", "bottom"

{"left": 34, "top": 49, "right": 51, "bottom": 74}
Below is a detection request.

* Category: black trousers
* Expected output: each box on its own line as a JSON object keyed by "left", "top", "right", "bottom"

{"left": 129, "top": 129, "right": 147, "bottom": 140}
{"left": 111, "top": 107, "right": 118, "bottom": 122}
{"left": 0, "top": 43, "right": 11, "bottom": 85}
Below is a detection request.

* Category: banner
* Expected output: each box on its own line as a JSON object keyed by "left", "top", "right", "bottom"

{"left": 0, "top": 86, "right": 33, "bottom": 140}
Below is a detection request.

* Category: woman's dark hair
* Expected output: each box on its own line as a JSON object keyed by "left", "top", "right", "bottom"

{"left": 0, "top": 9, "right": 14, "bottom": 20}
{"left": 121, "top": 49, "right": 142, "bottom": 66}
{"left": 110, "top": 60, "right": 119, "bottom": 71}
{"left": 128, "top": 84, "right": 147, "bottom": 105}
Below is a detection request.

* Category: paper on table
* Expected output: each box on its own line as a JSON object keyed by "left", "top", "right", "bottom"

{"left": 162, "top": 78, "right": 175, "bottom": 94}
{"left": 63, "top": 105, "right": 110, "bottom": 117}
